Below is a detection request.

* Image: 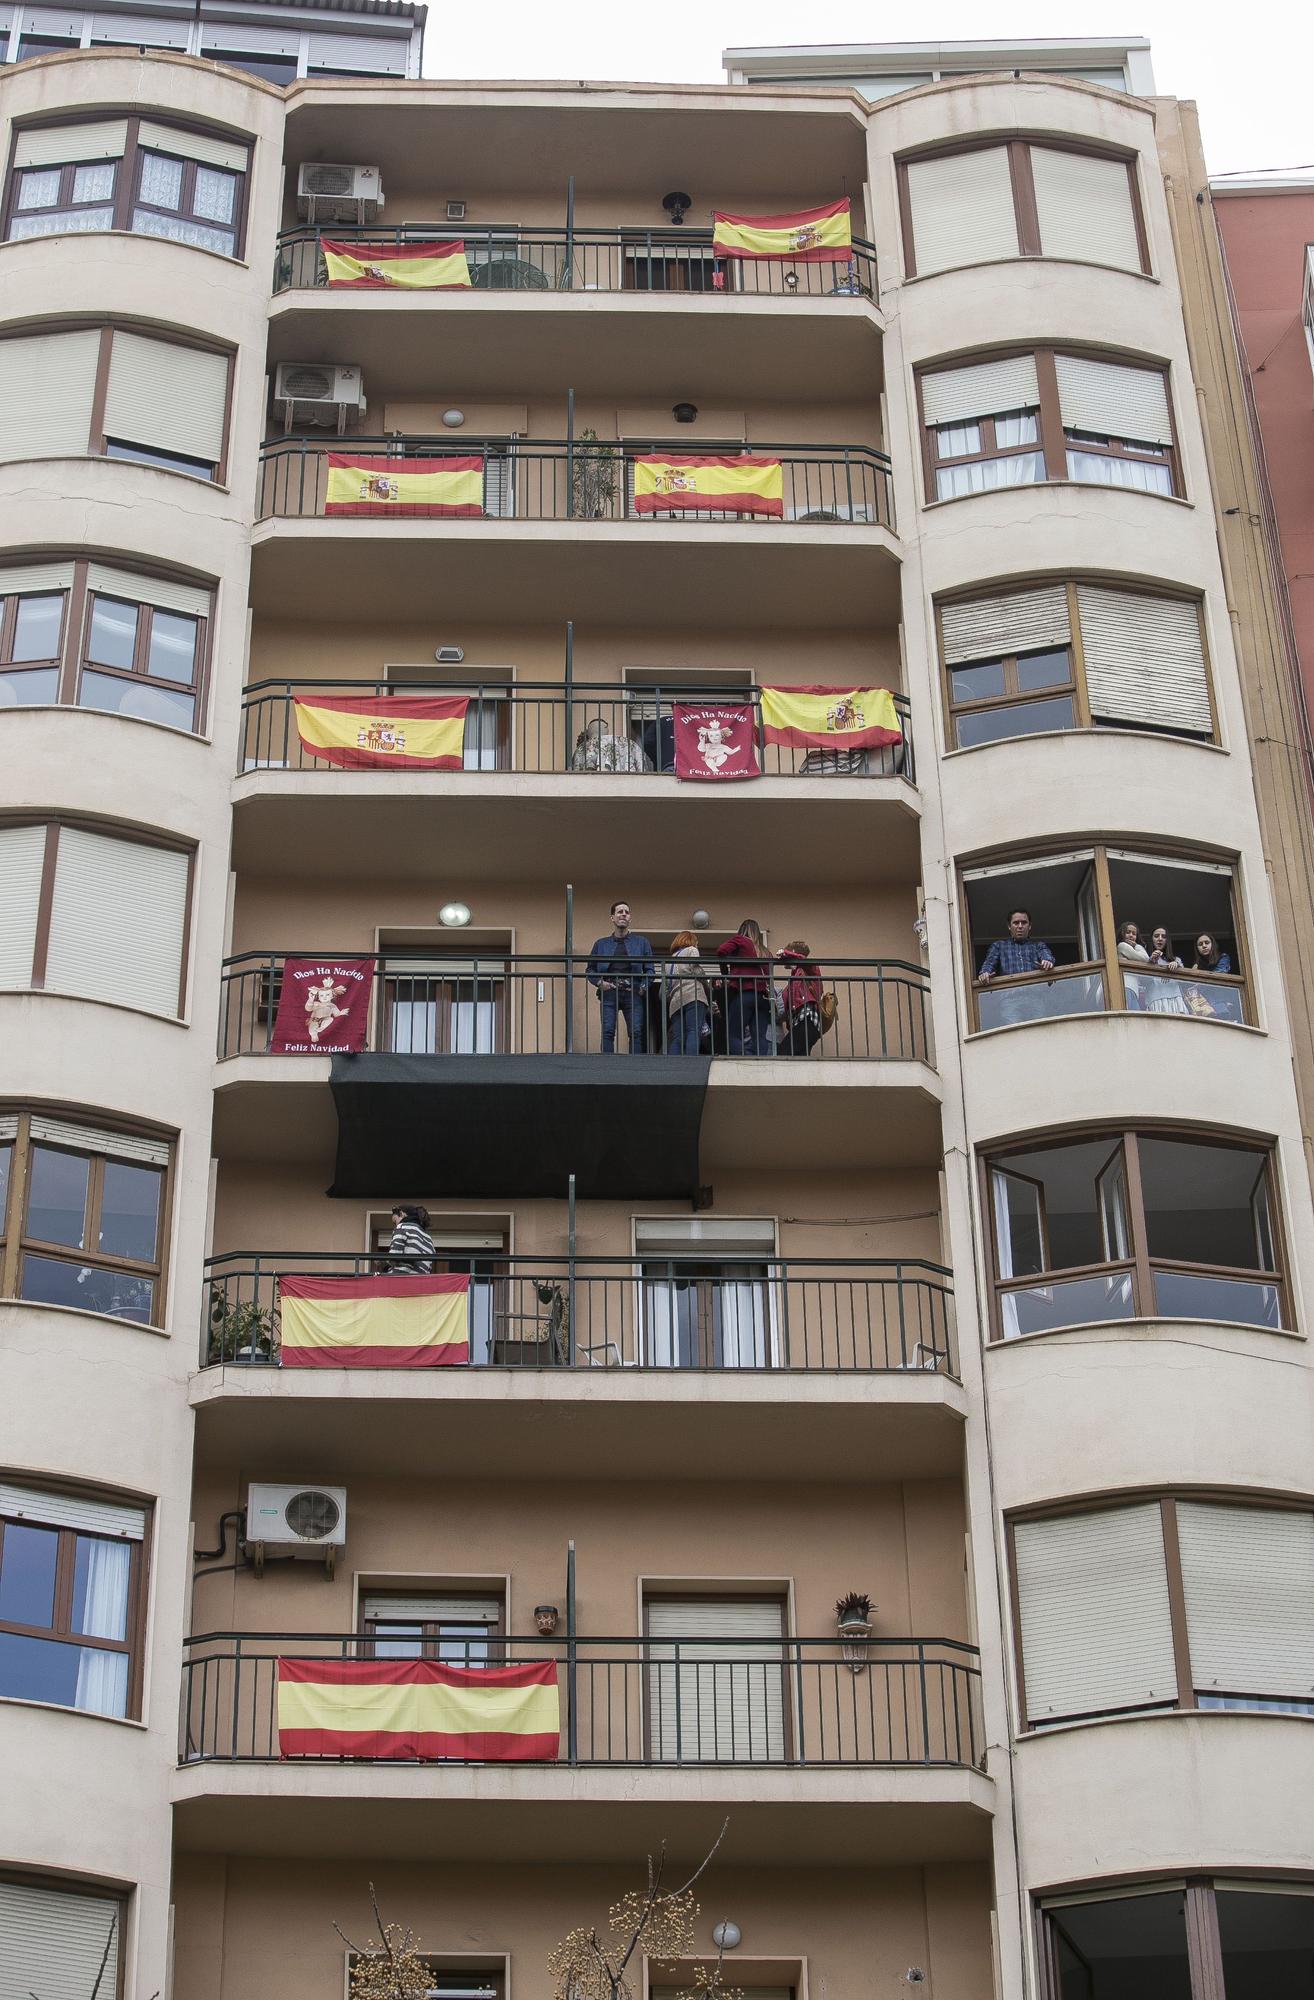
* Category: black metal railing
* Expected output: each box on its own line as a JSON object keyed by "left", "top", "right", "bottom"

{"left": 272, "top": 223, "right": 878, "bottom": 299}
{"left": 202, "top": 1253, "right": 955, "bottom": 1373}
{"left": 180, "top": 1632, "right": 982, "bottom": 1769}
{"left": 215, "top": 952, "right": 930, "bottom": 1064}
{"left": 256, "top": 437, "right": 895, "bottom": 532}
{"left": 237, "top": 680, "right": 914, "bottom": 783}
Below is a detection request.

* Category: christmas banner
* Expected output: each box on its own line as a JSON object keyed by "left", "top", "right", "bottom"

{"left": 760, "top": 684, "right": 903, "bottom": 750}
{"left": 270, "top": 957, "right": 374, "bottom": 1054}
{"left": 294, "top": 693, "right": 469, "bottom": 771}
{"left": 325, "top": 455, "right": 484, "bottom": 517}
{"left": 278, "top": 1272, "right": 470, "bottom": 1368}
{"left": 321, "top": 239, "right": 472, "bottom": 289}
{"left": 672, "top": 703, "right": 761, "bottom": 782}
{"left": 633, "top": 455, "right": 784, "bottom": 519}
{"left": 276, "top": 1656, "right": 560, "bottom": 1760}
{"left": 712, "top": 198, "right": 852, "bottom": 262}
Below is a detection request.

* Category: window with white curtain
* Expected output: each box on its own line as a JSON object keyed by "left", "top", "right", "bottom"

{"left": 0, "top": 1482, "right": 146, "bottom": 1718}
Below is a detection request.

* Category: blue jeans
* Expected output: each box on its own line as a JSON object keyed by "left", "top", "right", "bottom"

{"left": 599, "top": 983, "right": 647, "bottom": 1052}
{"left": 727, "top": 990, "right": 772, "bottom": 1055}
{"left": 666, "top": 1001, "right": 709, "bottom": 1054}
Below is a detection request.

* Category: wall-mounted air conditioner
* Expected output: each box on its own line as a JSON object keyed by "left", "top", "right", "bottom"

{"left": 245, "top": 1483, "right": 347, "bottom": 1575}
{"left": 296, "top": 162, "right": 384, "bottom": 223}
{"left": 272, "top": 362, "right": 366, "bottom": 434}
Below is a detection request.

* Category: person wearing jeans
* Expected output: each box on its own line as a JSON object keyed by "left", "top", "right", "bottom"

{"left": 586, "top": 899, "right": 655, "bottom": 1053}
{"left": 664, "top": 931, "right": 712, "bottom": 1055}
{"left": 717, "top": 918, "right": 773, "bottom": 1055}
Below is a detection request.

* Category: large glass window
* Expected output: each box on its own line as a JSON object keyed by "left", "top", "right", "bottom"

{"left": 0, "top": 585, "right": 66, "bottom": 706}
{"left": 1038, "top": 1878, "right": 1314, "bottom": 1997}
{"left": 360, "top": 1591, "right": 504, "bottom": 1664}
{"left": 0, "top": 1490, "right": 145, "bottom": 1718}
{"left": 0, "top": 561, "right": 209, "bottom": 729}
{"left": 987, "top": 1130, "right": 1283, "bottom": 1338}
{"left": 5, "top": 116, "right": 248, "bottom": 256}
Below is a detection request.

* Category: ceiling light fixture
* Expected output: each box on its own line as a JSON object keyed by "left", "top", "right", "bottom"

{"left": 439, "top": 902, "right": 472, "bottom": 927}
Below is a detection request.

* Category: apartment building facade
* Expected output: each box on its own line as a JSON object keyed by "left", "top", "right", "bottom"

{"left": 2, "top": 33, "right": 1314, "bottom": 2000}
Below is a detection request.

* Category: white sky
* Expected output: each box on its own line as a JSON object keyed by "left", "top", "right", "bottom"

{"left": 421, "top": 0, "right": 1314, "bottom": 179}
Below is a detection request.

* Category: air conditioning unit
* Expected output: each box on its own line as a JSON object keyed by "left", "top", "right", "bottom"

{"left": 445, "top": 199, "right": 467, "bottom": 222}
{"left": 272, "top": 361, "right": 366, "bottom": 434}
{"left": 245, "top": 1483, "right": 347, "bottom": 1576}
{"left": 296, "top": 161, "right": 384, "bottom": 223}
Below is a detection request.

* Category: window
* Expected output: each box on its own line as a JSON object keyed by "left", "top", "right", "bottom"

{"left": 0, "top": 1109, "right": 171, "bottom": 1324}
{"left": 0, "top": 326, "right": 231, "bottom": 481}
{"left": 919, "top": 349, "right": 1179, "bottom": 501}
{"left": 900, "top": 139, "right": 1148, "bottom": 277}
{"left": 365, "top": 1218, "right": 508, "bottom": 1365}
{"left": 382, "top": 955, "right": 506, "bottom": 1054}
{"left": 348, "top": 1960, "right": 504, "bottom": 2000}
{"left": 0, "top": 820, "right": 192, "bottom": 1018}
{"left": 360, "top": 1591, "right": 504, "bottom": 1662}
{"left": 6, "top": 115, "right": 249, "bottom": 256}
{"left": 0, "top": 1877, "right": 126, "bottom": 2000}
{"left": 0, "top": 1483, "right": 147, "bottom": 1717}
{"left": 964, "top": 846, "right": 1245, "bottom": 1029}
{"left": 1037, "top": 1880, "right": 1314, "bottom": 2000}
{"left": 202, "top": 47, "right": 298, "bottom": 82}
{"left": 1013, "top": 1497, "right": 1314, "bottom": 1730}
{"left": 645, "top": 1596, "right": 787, "bottom": 1762}
{"left": 0, "top": 559, "right": 210, "bottom": 727}
{"left": 986, "top": 1130, "right": 1283, "bottom": 1337}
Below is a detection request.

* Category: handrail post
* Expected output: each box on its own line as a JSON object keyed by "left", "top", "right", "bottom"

{"left": 567, "top": 1171, "right": 577, "bottom": 1367}
{"left": 918, "top": 1640, "right": 932, "bottom": 1765}
{"left": 564, "top": 621, "right": 574, "bottom": 773}
{"left": 566, "top": 1539, "right": 578, "bottom": 1765}
{"left": 779, "top": 1260, "right": 792, "bottom": 1367}
{"left": 793, "top": 1637, "right": 807, "bottom": 1766}
{"left": 566, "top": 386, "right": 575, "bottom": 520}
{"left": 895, "top": 1261, "right": 908, "bottom": 1368}
{"left": 565, "top": 175, "right": 575, "bottom": 290}
{"left": 564, "top": 883, "right": 575, "bottom": 1054}
{"left": 230, "top": 1634, "right": 241, "bottom": 1762}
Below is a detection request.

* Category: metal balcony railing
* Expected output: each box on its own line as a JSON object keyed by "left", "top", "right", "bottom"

{"left": 202, "top": 1253, "right": 956, "bottom": 1373}
{"left": 216, "top": 953, "right": 931, "bottom": 1064}
{"left": 272, "top": 223, "right": 878, "bottom": 299}
{"left": 180, "top": 1632, "right": 982, "bottom": 1769}
{"left": 256, "top": 437, "right": 895, "bottom": 531}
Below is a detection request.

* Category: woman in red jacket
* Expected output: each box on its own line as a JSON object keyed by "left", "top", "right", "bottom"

{"left": 775, "top": 940, "right": 824, "bottom": 1057}
{"left": 716, "top": 918, "right": 772, "bottom": 1055}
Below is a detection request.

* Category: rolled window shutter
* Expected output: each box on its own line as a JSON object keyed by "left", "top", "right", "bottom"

{"left": 362, "top": 1595, "right": 502, "bottom": 1622}
{"left": 1176, "top": 1503, "right": 1314, "bottom": 1701}
{"left": 941, "top": 585, "right": 1072, "bottom": 665}
{"left": 905, "top": 147, "right": 1019, "bottom": 275}
{"left": 1030, "top": 148, "right": 1142, "bottom": 271}
{"left": 1076, "top": 586, "right": 1211, "bottom": 735}
{"left": 103, "top": 332, "right": 229, "bottom": 465}
{"left": 647, "top": 1599, "right": 785, "bottom": 1762}
{"left": 0, "top": 1115, "right": 18, "bottom": 1142}
{"left": 28, "top": 1115, "right": 169, "bottom": 1167}
{"left": 85, "top": 562, "right": 210, "bottom": 620}
{"left": 45, "top": 827, "right": 190, "bottom": 1017}
{"left": 0, "top": 823, "right": 47, "bottom": 987}
{"left": 922, "top": 354, "right": 1040, "bottom": 429}
{"left": 0, "top": 1881, "right": 122, "bottom": 2000}
{"left": 307, "top": 29, "right": 406, "bottom": 72}
{"left": 0, "top": 1482, "right": 146, "bottom": 1539}
{"left": 14, "top": 119, "right": 129, "bottom": 167}
{"left": 1054, "top": 354, "right": 1172, "bottom": 444}
{"left": 136, "top": 120, "right": 248, "bottom": 172}
{"left": 0, "top": 329, "right": 101, "bottom": 463}
{"left": 0, "top": 560, "right": 77, "bottom": 595}
{"left": 1014, "top": 1504, "right": 1177, "bottom": 1720}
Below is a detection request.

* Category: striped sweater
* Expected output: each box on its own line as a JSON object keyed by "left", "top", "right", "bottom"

{"left": 385, "top": 1221, "right": 435, "bottom": 1273}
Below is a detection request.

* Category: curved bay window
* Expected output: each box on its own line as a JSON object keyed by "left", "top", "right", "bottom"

{"left": 0, "top": 557, "right": 211, "bottom": 728}
{"left": 0, "top": 1110, "right": 171, "bottom": 1325}
{"left": 5, "top": 116, "right": 249, "bottom": 257}
{"left": 899, "top": 139, "right": 1149, "bottom": 280}
{"left": 0, "top": 1483, "right": 148, "bottom": 1719}
{"left": 986, "top": 1129, "right": 1284, "bottom": 1337}
{"left": 1037, "top": 1879, "right": 1314, "bottom": 1999}
{"left": 919, "top": 349, "right": 1180, "bottom": 503}
{"left": 964, "top": 847, "right": 1246, "bottom": 1030}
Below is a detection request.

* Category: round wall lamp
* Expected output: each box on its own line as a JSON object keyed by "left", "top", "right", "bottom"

{"left": 691, "top": 910, "right": 710, "bottom": 930}
{"left": 439, "top": 902, "right": 472, "bottom": 927}
{"left": 442, "top": 408, "right": 466, "bottom": 428}
{"left": 662, "top": 191, "right": 693, "bottom": 225}
{"left": 672, "top": 402, "right": 698, "bottom": 424}
{"left": 711, "top": 1924, "right": 742, "bottom": 1952}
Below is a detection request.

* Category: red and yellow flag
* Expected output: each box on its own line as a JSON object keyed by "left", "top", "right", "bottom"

{"left": 633, "top": 454, "right": 784, "bottom": 518}
{"left": 761, "top": 684, "right": 903, "bottom": 749}
{"left": 712, "top": 198, "right": 852, "bottom": 262}
{"left": 321, "top": 238, "right": 472, "bottom": 289}
{"left": 325, "top": 454, "right": 484, "bottom": 517}
{"left": 277, "top": 1658, "right": 560, "bottom": 1761}
{"left": 293, "top": 693, "right": 469, "bottom": 771}
{"left": 278, "top": 1273, "right": 470, "bottom": 1368}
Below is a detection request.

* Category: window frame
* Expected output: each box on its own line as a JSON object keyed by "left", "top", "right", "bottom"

{"left": 1010, "top": 1492, "right": 1314, "bottom": 1734}
{"left": 3, "top": 114, "right": 251, "bottom": 259}
{"left": 981, "top": 1126, "right": 1288, "bottom": 1342}
{"left": 79, "top": 586, "right": 207, "bottom": 731}
{"left": 0, "top": 558, "right": 213, "bottom": 729}
{"left": 897, "top": 135, "right": 1151, "bottom": 280}
{"left": 0, "top": 1487, "right": 151, "bottom": 1721}
{"left": 0, "top": 1107, "right": 174, "bottom": 1328}
{"left": 359, "top": 1593, "right": 506, "bottom": 1664}
{"left": 916, "top": 346, "right": 1181, "bottom": 504}
{"left": 1036, "top": 1876, "right": 1314, "bottom": 2000}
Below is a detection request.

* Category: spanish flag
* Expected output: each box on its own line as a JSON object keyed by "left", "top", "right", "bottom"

{"left": 761, "top": 684, "right": 903, "bottom": 749}
{"left": 278, "top": 1273, "right": 470, "bottom": 1368}
{"left": 712, "top": 198, "right": 852, "bottom": 263}
{"left": 293, "top": 693, "right": 469, "bottom": 771}
{"left": 277, "top": 1658, "right": 560, "bottom": 1761}
{"left": 325, "top": 455, "right": 484, "bottom": 518}
{"left": 633, "top": 454, "right": 784, "bottom": 518}
{"left": 321, "top": 238, "right": 472, "bottom": 289}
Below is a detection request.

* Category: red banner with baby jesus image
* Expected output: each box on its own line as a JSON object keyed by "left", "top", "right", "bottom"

{"left": 672, "top": 703, "right": 761, "bottom": 782}
{"left": 270, "top": 957, "right": 374, "bottom": 1054}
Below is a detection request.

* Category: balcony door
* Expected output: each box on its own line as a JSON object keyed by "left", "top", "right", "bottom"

{"left": 369, "top": 1221, "right": 508, "bottom": 1364}
{"left": 646, "top": 1597, "right": 786, "bottom": 1763}
{"left": 382, "top": 957, "right": 506, "bottom": 1054}
{"left": 636, "top": 1218, "right": 778, "bottom": 1369}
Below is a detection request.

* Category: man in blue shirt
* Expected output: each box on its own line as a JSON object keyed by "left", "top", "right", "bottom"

{"left": 978, "top": 908, "right": 1055, "bottom": 1026}
{"left": 587, "top": 900, "right": 655, "bottom": 1053}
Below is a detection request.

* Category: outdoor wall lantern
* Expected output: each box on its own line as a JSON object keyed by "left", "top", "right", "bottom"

{"left": 534, "top": 1604, "right": 560, "bottom": 1635}
{"left": 836, "top": 1590, "right": 874, "bottom": 1671}
{"left": 711, "top": 1924, "right": 742, "bottom": 1951}
{"left": 442, "top": 408, "right": 466, "bottom": 428}
{"left": 672, "top": 402, "right": 698, "bottom": 424}
{"left": 662, "top": 191, "right": 692, "bottom": 225}
{"left": 439, "top": 903, "right": 472, "bottom": 927}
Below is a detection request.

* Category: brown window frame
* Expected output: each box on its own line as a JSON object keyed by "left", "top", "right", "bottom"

{"left": 1035, "top": 1875, "right": 1314, "bottom": 2000}
{"left": 0, "top": 1106, "right": 174, "bottom": 1327}
{"left": 0, "top": 1871, "right": 131, "bottom": 1999}
{"left": 80, "top": 587, "right": 207, "bottom": 732}
{"left": 1009, "top": 1491, "right": 1314, "bottom": 1734}
{"left": 962, "top": 840, "right": 1246, "bottom": 1031}
{"left": 917, "top": 347, "right": 1181, "bottom": 504}
{"left": 0, "top": 1492, "right": 150, "bottom": 1720}
{"left": 3, "top": 113, "right": 251, "bottom": 259}
{"left": 360, "top": 1593, "right": 506, "bottom": 1664}
{"left": 381, "top": 967, "right": 508, "bottom": 1055}
{"left": 897, "top": 136, "right": 1151, "bottom": 279}
{"left": 982, "top": 1126, "right": 1286, "bottom": 1342}
{"left": 2, "top": 817, "right": 196, "bottom": 1019}
{"left": 0, "top": 559, "right": 213, "bottom": 730}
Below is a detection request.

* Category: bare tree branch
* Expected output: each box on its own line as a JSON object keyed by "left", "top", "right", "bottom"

{"left": 670, "top": 1820, "right": 729, "bottom": 1900}
{"left": 88, "top": 1917, "right": 117, "bottom": 2000}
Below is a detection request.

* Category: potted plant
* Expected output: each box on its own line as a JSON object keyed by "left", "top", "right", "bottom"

{"left": 570, "top": 427, "right": 620, "bottom": 520}
{"left": 207, "top": 1289, "right": 279, "bottom": 1366}
{"left": 836, "top": 1590, "right": 873, "bottom": 1670}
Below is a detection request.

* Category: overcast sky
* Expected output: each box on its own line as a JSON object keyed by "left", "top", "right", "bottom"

{"left": 422, "top": 0, "right": 1314, "bottom": 179}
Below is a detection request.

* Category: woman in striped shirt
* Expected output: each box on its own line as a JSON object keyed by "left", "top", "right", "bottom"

{"left": 385, "top": 1205, "right": 435, "bottom": 1273}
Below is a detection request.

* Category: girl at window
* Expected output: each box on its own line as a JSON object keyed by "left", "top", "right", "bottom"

{"left": 1149, "top": 926, "right": 1184, "bottom": 968}
{"left": 1117, "top": 920, "right": 1150, "bottom": 963}
{"left": 1191, "top": 932, "right": 1232, "bottom": 974}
